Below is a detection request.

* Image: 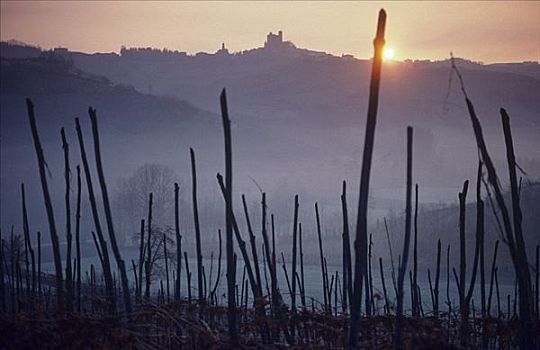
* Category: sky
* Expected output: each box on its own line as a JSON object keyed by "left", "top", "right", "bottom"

{"left": 1, "top": 1, "right": 539, "bottom": 63}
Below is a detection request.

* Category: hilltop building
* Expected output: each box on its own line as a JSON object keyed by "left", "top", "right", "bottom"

{"left": 264, "top": 31, "right": 295, "bottom": 51}
{"left": 216, "top": 42, "right": 230, "bottom": 56}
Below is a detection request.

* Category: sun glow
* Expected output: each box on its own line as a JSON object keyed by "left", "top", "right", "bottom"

{"left": 383, "top": 47, "right": 395, "bottom": 60}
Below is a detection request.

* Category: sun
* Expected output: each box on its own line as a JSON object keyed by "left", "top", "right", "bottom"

{"left": 383, "top": 47, "right": 395, "bottom": 60}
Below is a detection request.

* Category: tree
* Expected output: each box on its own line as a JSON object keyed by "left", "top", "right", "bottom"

{"left": 115, "top": 164, "right": 181, "bottom": 243}
{"left": 132, "top": 224, "right": 177, "bottom": 283}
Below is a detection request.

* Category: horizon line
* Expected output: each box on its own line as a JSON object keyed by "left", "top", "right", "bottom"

{"left": 2, "top": 38, "right": 538, "bottom": 66}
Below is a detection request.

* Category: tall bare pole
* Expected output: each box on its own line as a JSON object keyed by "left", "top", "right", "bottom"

{"left": 395, "top": 126, "right": 413, "bottom": 349}
{"left": 261, "top": 194, "right": 280, "bottom": 316}
{"left": 299, "top": 222, "right": 306, "bottom": 309}
{"left": 61, "top": 128, "right": 73, "bottom": 310}
{"left": 211, "top": 230, "right": 222, "bottom": 303}
{"left": 315, "top": 202, "right": 328, "bottom": 311}
{"left": 242, "top": 195, "right": 263, "bottom": 301}
{"left": 75, "top": 165, "right": 82, "bottom": 311}
{"left": 89, "top": 108, "right": 132, "bottom": 314}
{"left": 175, "top": 183, "right": 182, "bottom": 301}
{"left": 349, "top": 10, "right": 386, "bottom": 347}
{"left": 341, "top": 180, "right": 352, "bottom": 312}
{"left": 220, "top": 88, "right": 237, "bottom": 344}
{"left": 291, "top": 195, "right": 299, "bottom": 312}
{"left": 412, "top": 184, "right": 419, "bottom": 316}
{"left": 163, "top": 233, "right": 170, "bottom": 301}
{"left": 76, "top": 116, "right": 115, "bottom": 312}
{"left": 190, "top": 148, "right": 204, "bottom": 302}
{"left": 26, "top": 99, "right": 64, "bottom": 311}
{"left": 216, "top": 175, "right": 259, "bottom": 301}
{"left": 137, "top": 219, "right": 145, "bottom": 302}
{"left": 434, "top": 239, "right": 441, "bottom": 316}
{"left": 475, "top": 162, "right": 486, "bottom": 319}
{"left": 145, "top": 193, "right": 153, "bottom": 299}
{"left": 37, "top": 231, "right": 41, "bottom": 296}
{"left": 501, "top": 108, "right": 533, "bottom": 348}
{"left": 458, "top": 180, "right": 469, "bottom": 347}
{"left": 21, "top": 184, "right": 36, "bottom": 308}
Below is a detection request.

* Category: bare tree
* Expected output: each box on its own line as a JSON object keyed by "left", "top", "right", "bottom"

{"left": 115, "top": 164, "right": 180, "bottom": 242}
{"left": 132, "top": 224, "right": 177, "bottom": 285}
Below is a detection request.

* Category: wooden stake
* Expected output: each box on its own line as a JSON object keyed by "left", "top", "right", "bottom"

{"left": 220, "top": 89, "right": 237, "bottom": 344}
{"left": 174, "top": 183, "right": 182, "bottom": 301}
{"left": 395, "top": 126, "right": 413, "bottom": 349}
{"left": 75, "top": 165, "right": 82, "bottom": 311}
{"left": 350, "top": 10, "right": 386, "bottom": 346}
{"left": 26, "top": 99, "right": 64, "bottom": 311}
{"left": 88, "top": 108, "right": 131, "bottom": 314}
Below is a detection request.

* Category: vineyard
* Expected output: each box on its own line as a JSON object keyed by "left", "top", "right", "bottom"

{"left": 1, "top": 9, "right": 539, "bottom": 350}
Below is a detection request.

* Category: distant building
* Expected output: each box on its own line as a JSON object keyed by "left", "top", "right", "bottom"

{"left": 265, "top": 31, "right": 283, "bottom": 48}
{"left": 53, "top": 47, "right": 71, "bottom": 59}
{"left": 216, "top": 42, "right": 230, "bottom": 55}
{"left": 120, "top": 46, "right": 187, "bottom": 60}
{"left": 264, "top": 30, "right": 295, "bottom": 51}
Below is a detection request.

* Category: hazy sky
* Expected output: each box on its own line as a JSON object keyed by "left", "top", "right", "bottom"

{"left": 1, "top": 1, "right": 539, "bottom": 63}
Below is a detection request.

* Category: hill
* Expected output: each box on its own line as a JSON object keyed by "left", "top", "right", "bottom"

{"left": 0, "top": 56, "right": 222, "bottom": 238}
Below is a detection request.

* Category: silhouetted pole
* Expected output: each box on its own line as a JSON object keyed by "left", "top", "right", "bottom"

{"left": 412, "top": 184, "right": 419, "bottom": 316}
{"left": 37, "top": 231, "right": 41, "bottom": 296}
{"left": 434, "top": 239, "right": 441, "bottom": 316}
{"left": 220, "top": 89, "right": 237, "bottom": 345}
{"left": 341, "top": 180, "right": 352, "bottom": 312}
{"left": 184, "top": 251, "right": 192, "bottom": 303}
{"left": 458, "top": 180, "right": 469, "bottom": 347}
{"left": 242, "top": 195, "right": 263, "bottom": 300}
{"left": 291, "top": 195, "right": 299, "bottom": 313}
{"left": 216, "top": 174, "right": 259, "bottom": 301}
{"left": 379, "top": 257, "right": 388, "bottom": 314}
{"left": 189, "top": 148, "right": 204, "bottom": 302}
{"left": 501, "top": 108, "right": 533, "bottom": 348}
{"left": 349, "top": 9, "right": 386, "bottom": 347}
{"left": 315, "top": 202, "right": 328, "bottom": 311}
{"left": 395, "top": 126, "right": 413, "bottom": 349}
{"left": 211, "top": 230, "right": 222, "bottom": 303}
{"left": 145, "top": 193, "right": 153, "bottom": 299}
{"left": 21, "top": 184, "right": 36, "bottom": 309}
{"left": 163, "top": 233, "right": 170, "bottom": 301}
{"left": 75, "top": 165, "right": 82, "bottom": 311}
{"left": 281, "top": 252, "right": 293, "bottom": 298}
{"left": 535, "top": 245, "right": 539, "bottom": 317}
{"left": 261, "top": 194, "right": 280, "bottom": 316}
{"left": 61, "top": 128, "right": 73, "bottom": 310}
{"left": 27, "top": 99, "right": 64, "bottom": 312}
{"left": 174, "top": 183, "right": 182, "bottom": 301}
{"left": 466, "top": 164, "right": 484, "bottom": 315}
{"left": 487, "top": 240, "right": 499, "bottom": 316}
{"left": 462, "top": 89, "right": 533, "bottom": 348}
{"left": 384, "top": 218, "right": 398, "bottom": 300}
{"left": 475, "top": 163, "right": 486, "bottom": 320}
{"left": 137, "top": 219, "right": 145, "bottom": 302}
{"left": 299, "top": 223, "right": 306, "bottom": 309}
{"left": 76, "top": 116, "right": 115, "bottom": 312}
{"left": 89, "top": 108, "right": 132, "bottom": 314}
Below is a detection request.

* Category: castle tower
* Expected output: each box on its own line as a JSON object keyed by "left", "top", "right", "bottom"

{"left": 265, "top": 31, "right": 284, "bottom": 49}
{"left": 217, "top": 42, "right": 229, "bottom": 55}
